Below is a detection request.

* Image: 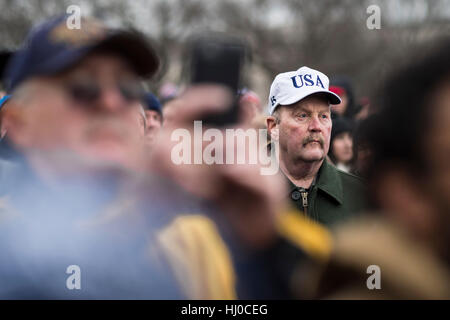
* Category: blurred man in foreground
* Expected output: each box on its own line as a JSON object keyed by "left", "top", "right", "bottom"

{"left": 0, "top": 14, "right": 184, "bottom": 298}
{"left": 315, "top": 39, "right": 450, "bottom": 299}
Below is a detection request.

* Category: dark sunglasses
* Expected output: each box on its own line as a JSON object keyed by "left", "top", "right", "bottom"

{"left": 64, "top": 79, "right": 145, "bottom": 105}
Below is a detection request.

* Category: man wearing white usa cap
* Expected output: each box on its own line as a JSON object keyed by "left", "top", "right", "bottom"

{"left": 267, "top": 66, "right": 367, "bottom": 226}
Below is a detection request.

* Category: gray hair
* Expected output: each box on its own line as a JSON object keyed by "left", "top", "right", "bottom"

{"left": 138, "top": 104, "right": 147, "bottom": 132}
{"left": 272, "top": 108, "right": 281, "bottom": 124}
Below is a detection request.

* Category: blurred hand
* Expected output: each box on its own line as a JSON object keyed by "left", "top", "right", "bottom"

{"left": 149, "top": 84, "right": 287, "bottom": 248}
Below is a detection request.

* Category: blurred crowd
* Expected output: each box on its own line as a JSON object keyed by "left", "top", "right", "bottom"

{"left": 0, "top": 13, "right": 449, "bottom": 299}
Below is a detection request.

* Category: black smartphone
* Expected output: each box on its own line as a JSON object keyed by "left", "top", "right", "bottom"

{"left": 189, "top": 35, "right": 246, "bottom": 126}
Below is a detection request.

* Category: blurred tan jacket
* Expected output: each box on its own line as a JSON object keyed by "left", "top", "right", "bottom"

{"left": 315, "top": 216, "right": 450, "bottom": 299}
{"left": 155, "top": 210, "right": 332, "bottom": 299}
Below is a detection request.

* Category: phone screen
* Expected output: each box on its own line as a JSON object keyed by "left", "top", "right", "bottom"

{"left": 189, "top": 36, "right": 246, "bottom": 126}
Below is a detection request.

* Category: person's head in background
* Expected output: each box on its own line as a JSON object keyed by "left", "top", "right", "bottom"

{"left": 158, "top": 82, "right": 179, "bottom": 103}
{"left": 355, "top": 96, "right": 370, "bottom": 121}
{"left": 2, "top": 14, "right": 159, "bottom": 174}
{"left": 328, "top": 118, "right": 354, "bottom": 173}
{"left": 365, "top": 39, "right": 450, "bottom": 266}
{"left": 238, "top": 88, "right": 262, "bottom": 125}
{"left": 329, "top": 76, "right": 356, "bottom": 119}
{"left": 351, "top": 116, "right": 375, "bottom": 178}
{"left": 142, "top": 92, "right": 163, "bottom": 147}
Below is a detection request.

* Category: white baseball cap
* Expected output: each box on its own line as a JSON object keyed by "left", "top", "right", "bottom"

{"left": 268, "top": 66, "right": 341, "bottom": 115}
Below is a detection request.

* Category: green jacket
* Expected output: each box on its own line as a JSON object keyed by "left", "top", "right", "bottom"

{"left": 286, "top": 160, "right": 367, "bottom": 226}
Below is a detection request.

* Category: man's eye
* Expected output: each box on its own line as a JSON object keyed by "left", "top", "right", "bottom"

{"left": 68, "top": 81, "right": 100, "bottom": 103}
{"left": 297, "top": 113, "right": 307, "bottom": 118}
{"left": 321, "top": 114, "right": 329, "bottom": 119}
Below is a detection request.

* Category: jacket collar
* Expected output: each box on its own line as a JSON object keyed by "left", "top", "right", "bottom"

{"left": 283, "top": 160, "right": 344, "bottom": 205}
{"left": 315, "top": 160, "right": 343, "bottom": 205}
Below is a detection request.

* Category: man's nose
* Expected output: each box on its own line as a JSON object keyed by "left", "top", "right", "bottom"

{"left": 308, "top": 116, "right": 322, "bottom": 132}
{"left": 94, "top": 86, "right": 128, "bottom": 113}
{"left": 148, "top": 118, "right": 162, "bottom": 131}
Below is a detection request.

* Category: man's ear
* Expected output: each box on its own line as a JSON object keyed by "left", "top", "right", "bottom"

{"left": 375, "top": 165, "right": 437, "bottom": 240}
{"left": 266, "top": 116, "right": 279, "bottom": 141}
{"left": 1, "top": 100, "right": 32, "bottom": 147}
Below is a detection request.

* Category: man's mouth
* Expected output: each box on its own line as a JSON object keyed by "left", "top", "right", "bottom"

{"left": 304, "top": 140, "right": 322, "bottom": 147}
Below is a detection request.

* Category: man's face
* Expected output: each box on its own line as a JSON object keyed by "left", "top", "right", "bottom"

{"left": 8, "top": 52, "right": 144, "bottom": 167}
{"left": 274, "top": 95, "right": 332, "bottom": 163}
{"left": 144, "top": 109, "right": 162, "bottom": 143}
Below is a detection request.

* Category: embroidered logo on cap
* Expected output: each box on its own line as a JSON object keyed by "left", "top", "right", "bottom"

{"left": 270, "top": 96, "right": 277, "bottom": 106}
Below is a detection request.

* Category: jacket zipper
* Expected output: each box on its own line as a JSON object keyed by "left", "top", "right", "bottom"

{"left": 300, "top": 190, "right": 308, "bottom": 215}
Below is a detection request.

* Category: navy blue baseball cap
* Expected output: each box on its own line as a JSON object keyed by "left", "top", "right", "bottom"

{"left": 143, "top": 92, "right": 162, "bottom": 115}
{"left": 4, "top": 14, "right": 160, "bottom": 91}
